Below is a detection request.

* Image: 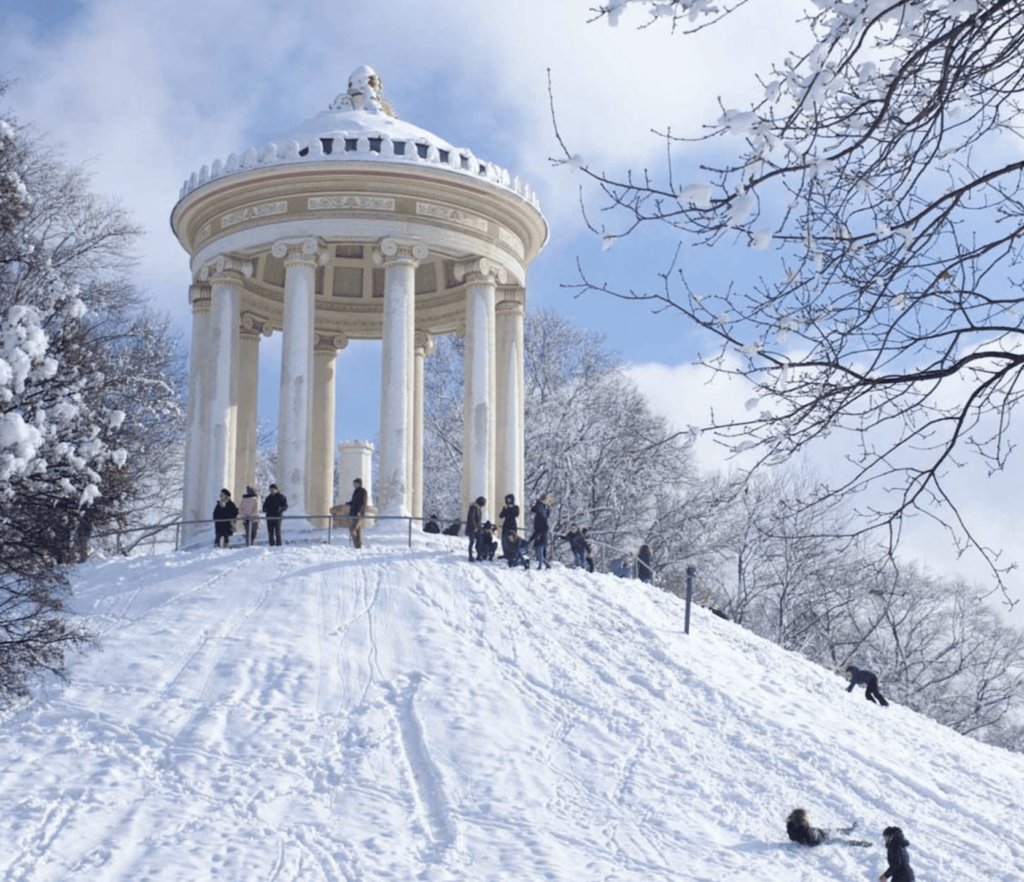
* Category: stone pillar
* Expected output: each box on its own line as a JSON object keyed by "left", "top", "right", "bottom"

{"left": 338, "top": 441, "right": 375, "bottom": 508}
{"left": 374, "top": 237, "right": 427, "bottom": 517}
{"left": 274, "top": 237, "right": 324, "bottom": 519}
{"left": 198, "top": 254, "right": 251, "bottom": 515}
{"left": 496, "top": 287, "right": 526, "bottom": 511}
{"left": 234, "top": 312, "right": 268, "bottom": 497}
{"left": 457, "top": 258, "right": 506, "bottom": 520}
{"left": 412, "top": 331, "right": 435, "bottom": 523}
{"left": 182, "top": 283, "right": 212, "bottom": 539}
{"left": 309, "top": 332, "right": 347, "bottom": 524}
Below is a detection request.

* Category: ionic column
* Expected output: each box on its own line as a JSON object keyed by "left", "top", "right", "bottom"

{"left": 496, "top": 287, "right": 526, "bottom": 511}
{"left": 274, "top": 238, "right": 324, "bottom": 518}
{"left": 374, "top": 238, "right": 427, "bottom": 517}
{"left": 456, "top": 258, "right": 506, "bottom": 519}
{"left": 309, "top": 332, "right": 347, "bottom": 522}
{"left": 412, "top": 331, "right": 435, "bottom": 522}
{"left": 235, "top": 312, "right": 268, "bottom": 496}
{"left": 182, "top": 283, "right": 212, "bottom": 539}
{"left": 198, "top": 254, "right": 251, "bottom": 516}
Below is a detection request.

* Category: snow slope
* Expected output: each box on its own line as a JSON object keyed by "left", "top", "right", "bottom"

{"left": 2, "top": 529, "right": 1022, "bottom": 882}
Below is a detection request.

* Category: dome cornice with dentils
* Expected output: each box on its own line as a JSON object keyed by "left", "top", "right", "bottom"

{"left": 176, "top": 64, "right": 541, "bottom": 211}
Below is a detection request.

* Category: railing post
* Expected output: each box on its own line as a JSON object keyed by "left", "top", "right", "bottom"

{"left": 685, "top": 565, "right": 696, "bottom": 635}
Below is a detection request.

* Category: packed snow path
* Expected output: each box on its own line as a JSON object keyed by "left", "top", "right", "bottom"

{"left": 2, "top": 532, "right": 1022, "bottom": 881}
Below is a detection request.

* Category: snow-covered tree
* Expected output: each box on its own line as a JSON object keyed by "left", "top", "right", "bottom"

{"left": 563, "top": 1, "right": 1024, "bottom": 595}
{"left": 1, "top": 89, "right": 182, "bottom": 707}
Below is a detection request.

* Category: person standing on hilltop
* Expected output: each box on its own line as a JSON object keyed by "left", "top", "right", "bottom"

{"left": 529, "top": 493, "right": 552, "bottom": 570}
{"left": 466, "top": 496, "right": 485, "bottom": 562}
{"left": 262, "top": 483, "right": 288, "bottom": 547}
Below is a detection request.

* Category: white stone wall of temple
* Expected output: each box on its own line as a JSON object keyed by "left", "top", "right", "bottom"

{"left": 182, "top": 286, "right": 211, "bottom": 539}
{"left": 495, "top": 289, "right": 526, "bottom": 513}
{"left": 235, "top": 327, "right": 260, "bottom": 497}
{"left": 376, "top": 238, "right": 426, "bottom": 517}
{"left": 202, "top": 261, "right": 247, "bottom": 515}
{"left": 310, "top": 341, "right": 341, "bottom": 520}
{"left": 275, "top": 239, "right": 323, "bottom": 517}
{"left": 459, "top": 259, "right": 504, "bottom": 521}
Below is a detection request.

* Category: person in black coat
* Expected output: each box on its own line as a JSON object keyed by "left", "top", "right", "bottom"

{"left": 559, "top": 524, "right": 587, "bottom": 568}
{"left": 845, "top": 665, "right": 890, "bottom": 706}
{"left": 499, "top": 494, "right": 519, "bottom": 560}
{"left": 581, "top": 528, "right": 595, "bottom": 572}
{"left": 212, "top": 489, "right": 238, "bottom": 548}
{"left": 879, "top": 826, "right": 916, "bottom": 882}
{"left": 637, "top": 544, "right": 654, "bottom": 583}
{"left": 465, "top": 496, "right": 485, "bottom": 561}
{"left": 346, "top": 478, "right": 368, "bottom": 549}
{"left": 529, "top": 493, "right": 552, "bottom": 570}
{"left": 423, "top": 513, "right": 441, "bottom": 534}
{"left": 262, "top": 483, "right": 288, "bottom": 547}
{"left": 786, "top": 808, "right": 867, "bottom": 848}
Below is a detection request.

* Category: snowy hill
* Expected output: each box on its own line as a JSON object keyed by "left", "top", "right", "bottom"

{"left": 2, "top": 529, "right": 1023, "bottom": 882}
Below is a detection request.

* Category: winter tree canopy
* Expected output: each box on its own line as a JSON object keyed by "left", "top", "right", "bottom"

{"left": 562, "top": 0, "right": 1024, "bottom": 595}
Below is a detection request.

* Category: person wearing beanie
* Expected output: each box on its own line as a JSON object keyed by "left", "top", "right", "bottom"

{"left": 212, "top": 488, "right": 238, "bottom": 549}
{"left": 879, "top": 826, "right": 916, "bottom": 881}
{"left": 499, "top": 493, "right": 519, "bottom": 560}
{"left": 262, "top": 483, "right": 289, "bottom": 547}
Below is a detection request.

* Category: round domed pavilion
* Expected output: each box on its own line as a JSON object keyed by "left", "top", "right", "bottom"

{"left": 171, "top": 66, "right": 548, "bottom": 536}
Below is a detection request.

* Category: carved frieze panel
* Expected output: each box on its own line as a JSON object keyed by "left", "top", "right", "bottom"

{"left": 415, "top": 201, "right": 488, "bottom": 232}
{"left": 221, "top": 200, "right": 287, "bottom": 229}
{"left": 309, "top": 195, "right": 395, "bottom": 212}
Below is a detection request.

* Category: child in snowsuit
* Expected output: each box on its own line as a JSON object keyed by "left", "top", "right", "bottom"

{"left": 879, "top": 826, "right": 916, "bottom": 882}
{"left": 845, "top": 665, "right": 890, "bottom": 706}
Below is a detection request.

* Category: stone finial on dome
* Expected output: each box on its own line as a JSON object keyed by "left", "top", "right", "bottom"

{"left": 329, "top": 65, "right": 396, "bottom": 117}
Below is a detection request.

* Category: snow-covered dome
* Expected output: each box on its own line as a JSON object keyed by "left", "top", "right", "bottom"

{"left": 176, "top": 65, "right": 540, "bottom": 210}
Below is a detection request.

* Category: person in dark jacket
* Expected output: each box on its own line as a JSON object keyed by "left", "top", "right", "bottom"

{"left": 560, "top": 524, "right": 587, "bottom": 568}
{"left": 845, "top": 665, "right": 890, "bottom": 706}
{"left": 879, "top": 826, "right": 916, "bottom": 882}
{"left": 213, "top": 489, "right": 238, "bottom": 548}
{"left": 637, "top": 544, "right": 654, "bottom": 583}
{"left": 423, "top": 513, "right": 441, "bottom": 534}
{"left": 465, "top": 496, "right": 485, "bottom": 561}
{"left": 479, "top": 522, "right": 498, "bottom": 560}
{"left": 529, "top": 493, "right": 552, "bottom": 570}
{"left": 505, "top": 530, "right": 530, "bottom": 569}
{"left": 262, "top": 483, "right": 288, "bottom": 547}
{"left": 786, "top": 808, "right": 866, "bottom": 848}
{"left": 443, "top": 518, "right": 461, "bottom": 536}
{"left": 499, "top": 494, "right": 519, "bottom": 560}
{"left": 346, "top": 477, "right": 368, "bottom": 549}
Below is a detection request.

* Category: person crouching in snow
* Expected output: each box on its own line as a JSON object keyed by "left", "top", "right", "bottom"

{"left": 786, "top": 808, "right": 868, "bottom": 847}
{"left": 845, "top": 664, "right": 890, "bottom": 706}
{"left": 879, "top": 826, "right": 916, "bottom": 882}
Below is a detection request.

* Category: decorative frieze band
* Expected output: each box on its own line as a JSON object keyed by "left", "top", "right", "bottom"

{"left": 415, "top": 201, "right": 488, "bottom": 232}
{"left": 309, "top": 195, "right": 395, "bottom": 212}
{"left": 498, "top": 227, "right": 525, "bottom": 258}
{"left": 221, "top": 200, "right": 287, "bottom": 229}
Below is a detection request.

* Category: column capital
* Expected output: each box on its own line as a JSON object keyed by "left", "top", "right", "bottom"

{"left": 189, "top": 283, "right": 212, "bottom": 314}
{"left": 414, "top": 330, "right": 435, "bottom": 357}
{"left": 272, "top": 238, "right": 328, "bottom": 267}
{"left": 496, "top": 286, "right": 526, "bottom": 317}
{"left": 314, "top": 331, "right": 349, "bottom": 357}
{"left": 239, "top": 311, "right": 272, "bottom": 340}
{"left": 373, "top": 237, "right": 428, "bottom": 267}
{"left": 454, "top": 257, "right": 507, "bottom": 286}
{"left": 198, "top": 254, "right": 254, "bottom": 284}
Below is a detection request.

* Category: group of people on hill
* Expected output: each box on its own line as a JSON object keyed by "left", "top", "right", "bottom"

{"left": 451, "top": 493, "right": 601, "bottom": 572}
{"left": 212, "top": 484, "right": 289, "bottom": 548}
{"left": 211, "top": 477, "right": 368, "bottom": 549}
{"left": 787, "top": 808, "right": 915, "bottom": 880}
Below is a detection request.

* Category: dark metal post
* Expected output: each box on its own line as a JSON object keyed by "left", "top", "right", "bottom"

{"left": 685, "top": 565, "right": 696, "bottom": 635}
